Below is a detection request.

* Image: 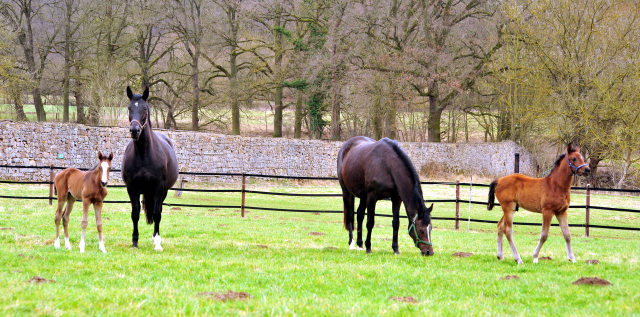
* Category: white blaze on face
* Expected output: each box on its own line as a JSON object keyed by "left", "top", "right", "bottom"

{"left": 135, "top": 102, "right": 139, "bottom": 107}
{"left": 426, "top": 224, "right": 432, "bottom": 243}
{"left": 101, "top": 162, "right": 109, "bottom": 184}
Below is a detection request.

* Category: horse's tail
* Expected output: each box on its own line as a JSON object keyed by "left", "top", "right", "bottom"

{"left": 142, "top": 195, "right": 153, "bottom": 224}
{"left": 488, "top": 179, "right": 498, "bottom": 210}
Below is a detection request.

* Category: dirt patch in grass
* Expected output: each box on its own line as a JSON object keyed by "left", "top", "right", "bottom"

{"left": 539, "top": 256, "right": 553, "bottom": 261}
{"left": 233, "top": 210, "right": 249, "bottom": 214}
{"left": 323, "top": 247, "right": 337, "bottom": 250}
{"left": 26, "top": 276, "right": 55, "bottom": 284}
{"left": 11, "top": 270, "right": 22, "bottom": 273}
{"left": 313, "top": 212, "right": 320, "bottom": 215}
{"left": 198, "top": 290, "right": 252, "bottom": 301}
{"left": 500, "top": 275, "right": 520, "bottom": 280}
{"left": 256, "top": 244, "right": 268, "bottom": 249}
{"left": 585, "top": 259, "right": 600, "bottom": 264}
{"left": 389, "top": 296, "right": 418, "bottom": 303}
{"left": 309, "top": 232, "right": 325, "bottom": 236}
{"left": 452, "top": 252, "right": 473, "bottom": 257}
{"left": 1, "top": 227, "right": 15, "bottom": 230}
{"left": 170, "top": 207, "right": 182, "bottom": 211}
{"left": 217, "top": 224, "right": 229, "bottom": 227}
{"left": 573, "top": 277, "right": 611, "bottom": 286}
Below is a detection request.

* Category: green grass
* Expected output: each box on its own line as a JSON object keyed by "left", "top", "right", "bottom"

{"left": 1, "top": 182, "right": 639, "bottom": 316}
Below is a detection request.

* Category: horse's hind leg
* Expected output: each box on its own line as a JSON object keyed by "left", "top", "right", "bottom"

{"left": 355, "top": 198, "right": 366, "bottom": 250}
{"left": 94, "top": 202, "right": 106, "bottom": 253}
{"left": 62, "top": 197, "right": 75, "bottom": 250}
{"left": 127, "top": 189, "right": 141, "bottom": 248}
{"left": 502, "top": 204, "right": 522, "bottom": 264}
{"left": 391, "top": 197, "right": 401, "bottom": 254}
{"left": 364, "top": 196, "right": 377, "bottom": 254}
{"left": 556, "top": 210, "right": 576, "bottom": 263}
{"left": 54, "top": 197, "right": 66, "bottom": 249}
{"left": 532, "top": 211, "right": 553, "bottom": 263}
{"left": 152, "top": 189, "right": 166, "bottom": 251}
{"left": 79, "top": 200, "right": 90, "bottom": 253}
{"left": 496, "top": 216, "right": 504, "bottom": 260}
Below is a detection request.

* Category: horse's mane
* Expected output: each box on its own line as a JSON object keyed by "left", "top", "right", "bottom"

{"left": 385, "top": 139, "right": 430, "bottom": 220}
{"left": 88, "top": 163, "right": 99, "bottom": 171}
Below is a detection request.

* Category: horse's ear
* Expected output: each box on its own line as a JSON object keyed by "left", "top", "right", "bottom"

{"left": 142, "top": 87, "right": 149, "bottom": 101}
{"left": 424, "top": 203, "right": 433, "bottom": 220}
{"left": 98, "top": 151, "right": 103, "bottom": 160}
{"left": 108, "top": 152, "right": 113, "bottom": 161}
{"left": 567, "top": 143, "right": 577, "bottom": 153}
{"left": 126, "top": 86, "right": 133, "bottom": 100}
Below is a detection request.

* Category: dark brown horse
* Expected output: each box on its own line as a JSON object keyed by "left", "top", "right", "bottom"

{"left": 54, "top": 151, "right": 113, "bottom": 253}
{"left": 338, "top": 136, "right": 434, "bottom": 256}
{"left": 122, "top": 87, "right": 179, "bottom": 251}
{"left": 488, "top": 143, "right": 590, "bottom": 264}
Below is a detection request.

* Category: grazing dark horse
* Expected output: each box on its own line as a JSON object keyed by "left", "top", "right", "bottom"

{"left": 337, "top": 136, "right": 434, "bottom": 256}
{"left": 488, "top": 143, "right": 590, "bottom": 264}
{"left": 122, "top": 86, "right": 179, "bottom": 251}
{"left": 54, "top": 151, "right": 113, "bottom": 253}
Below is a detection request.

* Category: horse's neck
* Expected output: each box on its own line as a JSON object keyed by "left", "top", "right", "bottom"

{"left": 134, "top": 126, "right": 156, "bottom": 152}
{"left": 548, "top": 163, "right": 574, "bottom": 190}
{"left": 86, "top": 167, "right": 102, "bottom": 186}
{"left": 399, "top": 183, "right": 422, "bottom": 219}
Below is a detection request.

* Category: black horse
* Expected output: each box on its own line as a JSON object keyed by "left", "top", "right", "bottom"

{"left": 122, "top": 86, "right": 179, "bottom": 251}
{"left": 337, "top": 136, "right": 434, "bottom": 256}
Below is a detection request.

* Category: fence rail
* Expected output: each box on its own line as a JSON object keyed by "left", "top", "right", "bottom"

{"left": 1, "top": 164, "right": 639, "bottom": 235}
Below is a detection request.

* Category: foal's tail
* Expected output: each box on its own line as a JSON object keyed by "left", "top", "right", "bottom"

{"left": 343, "top": 207, "right": 353, "bottom": 231}
{"left": 488, "top": 179, "right": 498, "bottom": 210}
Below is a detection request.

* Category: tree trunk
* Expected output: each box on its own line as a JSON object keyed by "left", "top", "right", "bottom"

{"left": 272, "top": 11, "right": 283, "bottom": 138}
{"left": 330, "top": 81, "right": 341, "bottom": 141}
{"left": 74, "top": 66, "right": 86, "bottom": 124}
{"left": 294, "top": 89, "right": 303, "bottom": 138}
{"left": 33, "top": 87, "right": 45, "bottom": 121}
{"left": 13, "top": 93, "right": 28, "bottom": 121}
{"left": 427, "top": 94, "right": 443, "bottom": 142}
{"left": 62, "top": 0, "right": 72, "bottom": 123}
{"left": 229, "top": 7, "right": 240, "bottom": 135}
{"left": 191, "top": 55, "right": 199, "bottom": 130}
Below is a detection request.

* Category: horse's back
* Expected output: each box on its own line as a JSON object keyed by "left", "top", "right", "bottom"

{"left": 338, "top": 137, "right": 399, "bottom": 198}
{"left": 155, "top": 132, "right": 179, "bottom": 188}
{"left": 495, "top": 173, "right": 549, "bottom": 213}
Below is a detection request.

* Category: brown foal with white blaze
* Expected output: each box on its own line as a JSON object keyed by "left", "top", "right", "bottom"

{"left": 54, "top": 151, "right": 113, "bottom": 253}
{"left": 487, "top": 144, "right": 590, "bottom": 264}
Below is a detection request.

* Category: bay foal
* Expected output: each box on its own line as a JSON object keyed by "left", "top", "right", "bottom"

{"left": 54, "top": 151, "right": 113, "bottom": 253}
{"left": 488, "top": 144, "right": 589, "bottom": 264}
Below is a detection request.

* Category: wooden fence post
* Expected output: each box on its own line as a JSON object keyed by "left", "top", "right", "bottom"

{"left": 241, "top": 173, "right": 246, "bottom": 218}
{"left": 585, "top": 184, "right": 591, "bottom": 237}
{"left": 514, "top": 153, "right": 520, "bottom": 174}
{"left": 455, "top": 180, "right": 460, "bottom": 230}
{"left": 49, "top": 165, "right": 54, "bottom": 206}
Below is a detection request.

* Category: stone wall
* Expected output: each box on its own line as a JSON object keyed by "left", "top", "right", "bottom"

{"left": 0, "top": 121, "right": 536, "bottom": 182}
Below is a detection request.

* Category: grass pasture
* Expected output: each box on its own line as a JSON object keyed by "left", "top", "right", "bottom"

{"left": 0, "top": 181, "right": 639, "bottom": 316}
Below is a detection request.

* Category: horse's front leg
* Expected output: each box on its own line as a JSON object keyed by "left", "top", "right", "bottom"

{"left": 128, "top": 189, "right": 141, "bottom": 248}
{"left": 152, "top": 189, "right": 166, "bottom": 251}
{"left": 502, "top": 205, "right": 522, "bottom": 264}
{"left": 79, "top": 200, "right": 90, "bottom": 253}
{"left": 532, "top": 211, "right": 553, "bottom": 263}
{"left": 94, "top": 202, "right": 106, "bottom": 253}
{"left": 556, "top": 210, "right": 576, "bottom": 263}
{"left": 391, "top": 197, "right": 401, "bottom": 255}
{"left": 364, "top": 197, "right": 377, "bottom": 254}
{"left": 355, "top": 198, "right": 366, "bottom": 251}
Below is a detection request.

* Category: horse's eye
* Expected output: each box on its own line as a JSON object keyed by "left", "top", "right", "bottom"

{"left": 572, "top": 158, "right": 576, "bottom": 162}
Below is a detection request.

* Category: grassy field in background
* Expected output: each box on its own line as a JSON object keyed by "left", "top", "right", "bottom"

{"left": 1, "top": 182, "right": 639, "bottom": 316}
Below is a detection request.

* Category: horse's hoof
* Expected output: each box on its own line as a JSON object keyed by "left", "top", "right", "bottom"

{"left": 349, "top": 240, "right": 356, "bottom": 250}
{"left": 516, "top": 259, "right": 523, "bottom": 264}
{"left": 54, "top": 239, "right": 60, "bottom": 249}
{"left": 357, "top": 247, "right": 364, "bottom": 251}
{"left": 393, "top": 249, "right": 400, "bottom": 255}
{"left": 366, "top": 249, "right": 372, "bottom": 254}
{"left": 131, "top": 243, "right": 138, "bottom": 249}
{"left": 79, "top": 241, "right": 85, "bottom": 253}
{"left": 154, "top": 246, "right": 163, "bottom": 252}
{"left": 533, "top": 257, "right": 539, "bottom": 264}
{"left": 569, "top": 258, "right": 576, "bottom": 263}
{"left": 497, "top": 255, "right": 504, "bottom": 260}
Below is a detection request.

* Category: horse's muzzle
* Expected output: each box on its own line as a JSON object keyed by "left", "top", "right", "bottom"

{"left": 130, "top": 125, "right": 141, "bottom": 140}
{"left": 421, "top": 249, "right": 434, "bottom": 256}
{"left": 580, "top": 167, "right": 591, "bottom": 176}
{"left": 101, "top": 181, "right": 108, "bottom": 187}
